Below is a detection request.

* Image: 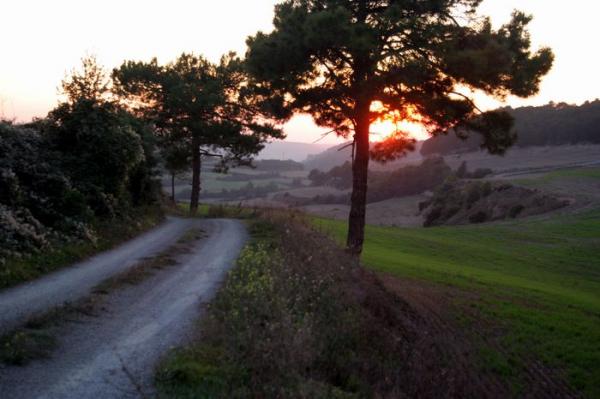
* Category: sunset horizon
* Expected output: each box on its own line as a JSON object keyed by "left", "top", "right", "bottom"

{"left": 2, "top": 0, "right": 599, "bottom": 144}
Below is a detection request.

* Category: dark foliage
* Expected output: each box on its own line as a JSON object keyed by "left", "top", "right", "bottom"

{"left": 0, "top": 57, "right": 161, "bottom": 265}
{"left": 421, "top": 100, "right": 600, "bottom": 155}
{"left": 113, "top": 53, "right": 284, "bottom": 214}
{"left": 46, "top": 100, "right": 151, "bottom": 215}
{"left": 246, "top": 0, "right": 553, "bottom": 253}
{"left": 309, "top": 161, "right": 353, "bottom": 189}
{"left": 367, "top": 157, "right": 453, "bottom": 203}
{"left": 421, "top": 180, "right": 568, "bottom": 226}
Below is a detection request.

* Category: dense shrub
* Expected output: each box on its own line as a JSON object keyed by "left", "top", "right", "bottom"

{"left": 0, "top": 205, "right": 50, "bottom": 262}
{"left": 0, "top": 123, "right": 93, "bottom": 250}
{"left": 0, "top": 104, "right": 160, "bottom": 266}
{"left": 46, "top": 99, "right": 149, "bottom": 215}
{"left": 422, "top": 180, "right": 568, "bottom": 226}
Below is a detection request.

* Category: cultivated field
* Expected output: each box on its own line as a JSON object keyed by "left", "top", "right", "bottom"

{"left": 315, "top": 209, "right": 600, "bottom": 397}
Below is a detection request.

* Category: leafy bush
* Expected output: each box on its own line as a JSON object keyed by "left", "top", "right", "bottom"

{"left": 0, "top": 104, "right": 160, "bottom": 266}
{"left": 46, "top": 99, "right": 147, "bottom": 215}
{"left": 0, "top": 205, "right": 50, "bottom": 263}
{"left": 422, "top": 180, "right": 567, "bottom": 226}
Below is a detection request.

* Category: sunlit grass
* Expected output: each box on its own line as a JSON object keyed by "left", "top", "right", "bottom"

{"left": 313, "top": 210, "right": 600, "bottom": 397}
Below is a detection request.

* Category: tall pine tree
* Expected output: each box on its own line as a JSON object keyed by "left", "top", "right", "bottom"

{"left": 245, "top": 0, "right": 553, "bottom": 254}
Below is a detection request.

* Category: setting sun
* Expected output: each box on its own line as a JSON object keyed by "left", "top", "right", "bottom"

{"left": 369, "top": 101, "right": 430, "bottom": 142}
{"left": 370, "top": 118, "right": 430, "bottom": 142}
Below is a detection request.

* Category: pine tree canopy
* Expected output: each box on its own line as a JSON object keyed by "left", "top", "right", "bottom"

{"left": 246, "top": 0, "right": 554, "bottom": 158}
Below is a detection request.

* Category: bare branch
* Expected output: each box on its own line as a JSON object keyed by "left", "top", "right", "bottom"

{"left": 449, "top": 91, "right": 483, "bottom": 114}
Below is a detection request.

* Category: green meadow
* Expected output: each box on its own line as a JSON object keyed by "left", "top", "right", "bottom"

{"left": 314, "top": 210, "right": 600, "bottom": 396}
{"left": 515, "top": 166, "right": 600, "bottom": 188}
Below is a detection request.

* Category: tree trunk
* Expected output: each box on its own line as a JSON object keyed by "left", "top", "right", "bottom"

{"left": 346, "top": 102, "right": 370, "bottom": 256}
{"left": 171, "top": 173, "right": 175, "bottom": 203}
{"left": 189, "top": 139, "right": 201, "bottom": 215}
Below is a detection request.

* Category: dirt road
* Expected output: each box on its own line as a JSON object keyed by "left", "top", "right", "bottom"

{"left": 0, "top": 218, "right": 247, "bottom": 398}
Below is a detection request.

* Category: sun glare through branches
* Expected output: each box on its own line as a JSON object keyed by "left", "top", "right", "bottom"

{"left": 369, "top": 101, "right": 430, "bottom": 142}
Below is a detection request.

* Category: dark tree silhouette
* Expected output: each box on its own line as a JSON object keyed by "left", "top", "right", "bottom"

{"left": 421, "top": 100, "right": 600, "bottom": 155}
{"left": 162, "top": 143, "right": 190, "bottom": 202}
{"left": 48, "top": 56, "right": 156, "bottom": 215}
{"left": 246, "top": 0, "right": 553, "bottom": 255}
{"left": 113, "top": 53, "right": 283, "bottom": 214}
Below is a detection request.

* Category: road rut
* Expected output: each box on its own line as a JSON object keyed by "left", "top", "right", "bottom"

{"left": 0, "top": 218, "right": 247, "bottom": 398}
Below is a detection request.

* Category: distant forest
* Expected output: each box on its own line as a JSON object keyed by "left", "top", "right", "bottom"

{"left": 421, "top": 100, "right": 600, "bottom": 156}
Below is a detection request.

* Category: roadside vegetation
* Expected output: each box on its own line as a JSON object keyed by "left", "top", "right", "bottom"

{"left": 315, "top": 210, "right": 600, "bottom": 397}
{"left": 0, "top": 57, "right": 163, "bottom": 289}
{"left": 0, "top": 207, "right": 162, "bottom": 290}
{"left": 156, "top": 212, "right": 417, "bottom": 398}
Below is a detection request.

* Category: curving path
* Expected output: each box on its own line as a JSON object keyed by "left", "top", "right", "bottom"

{"left": 0, "top": 218, "right": 247, "bottom": 398}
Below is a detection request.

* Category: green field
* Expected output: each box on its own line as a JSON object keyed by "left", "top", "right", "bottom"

{"left": 314, "top": 210, "right": 600, "bottom": 396}
{"left": 514, "top": 166, "right": 600, "bottom": 188}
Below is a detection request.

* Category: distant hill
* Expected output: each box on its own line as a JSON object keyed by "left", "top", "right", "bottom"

{"left": 257, "top": 141, "right": 334, "bottom": 162}
{"left": 303, "top": 142, "right": 353, "bottom": 171}
{"left": 421, "top": 100, "right": 600, "bottom": 156}
{"left": 305, "top": 141, "right": 424, "bottom": 171}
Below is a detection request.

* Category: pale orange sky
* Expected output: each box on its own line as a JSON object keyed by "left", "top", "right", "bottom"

{"left": 1, "top": 1, "right": 598, "bottom": 144}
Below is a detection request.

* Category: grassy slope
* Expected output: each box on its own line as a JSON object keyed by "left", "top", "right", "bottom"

{"left": 314, "top": 210, "right": 600, "bottom": 397}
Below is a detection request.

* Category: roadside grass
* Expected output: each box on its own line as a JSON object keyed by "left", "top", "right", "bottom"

{"left": 313, "top": 210, "right": 600, "bottom": 397}
{"left": 0, "top": 298, "right": 96, "bottom": 365}
{"left": 0, "top": 330, "right": 57, "bottom": 365}
{"left": 155, "top": 212, "right": 423, "bottom": 398}
{"left": 0, "top": 227, "right": 205, "bottom": 366}
{"left": 0, "top": 206, "right": 164, "bottom": 290}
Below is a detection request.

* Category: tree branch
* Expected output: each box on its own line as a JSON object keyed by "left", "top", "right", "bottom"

{"left": 449, "top": 91, "right": 483, "bottom": 114}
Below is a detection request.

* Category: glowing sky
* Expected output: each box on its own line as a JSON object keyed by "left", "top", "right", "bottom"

{"left": 1, "top": 0, "right": 598, "bottom": 144}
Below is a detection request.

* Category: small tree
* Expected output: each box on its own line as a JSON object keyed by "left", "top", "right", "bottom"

{"left": 48, "top": 56, "right": 150, "bottom": 216}
{"left": 60, "top": 54, "right": 110, "bottom": 104}
{"left": 162, "top": 142, "right": 190, "bottom": 202}
{"left": 113, "top": 53, "right": 284, "bottom": 214}
{"left": 246, "top": 0, "right": 553, "bottom": 255}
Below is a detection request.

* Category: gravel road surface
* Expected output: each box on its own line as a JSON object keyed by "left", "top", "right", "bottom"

{"left": 0, "top": 218, "right": 247, "bottom": 398}
{"left": 0, "top": 217, "right": 198, "bottom": 334}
